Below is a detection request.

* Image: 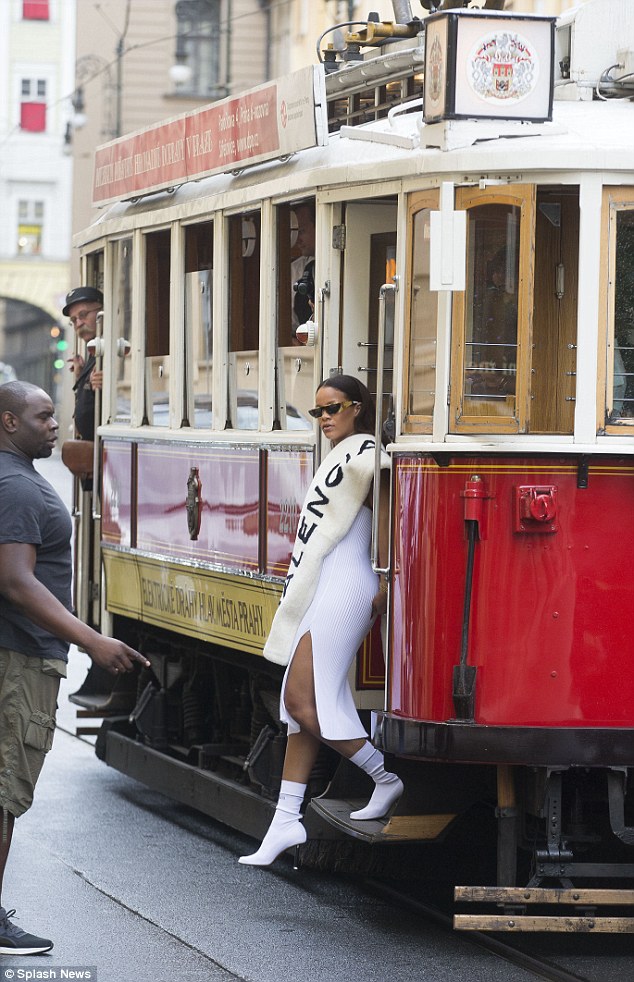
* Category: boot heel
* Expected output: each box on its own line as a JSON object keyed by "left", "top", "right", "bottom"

{"left": 293, "top": 844, "right": 301, "bottom": 870}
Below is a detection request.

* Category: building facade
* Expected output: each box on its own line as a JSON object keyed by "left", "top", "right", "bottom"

{"left": 70, "top": 0, "right": 270, "bottom": 269}
{"left": 0, "top": 0, "right": 75, "bottom": 395}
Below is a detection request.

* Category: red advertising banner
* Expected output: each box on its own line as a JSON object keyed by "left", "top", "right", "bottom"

{"left": 92, "top": 66, "right": 327, "bottom": 207}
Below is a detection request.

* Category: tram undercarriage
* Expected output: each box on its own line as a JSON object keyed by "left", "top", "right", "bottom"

{"left": 76, "top": 614, "right": 634, "bottom": 919}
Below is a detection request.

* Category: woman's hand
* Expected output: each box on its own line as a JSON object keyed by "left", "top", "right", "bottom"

{"left": 371, "top": 579, "right": 388, "bottom": 620}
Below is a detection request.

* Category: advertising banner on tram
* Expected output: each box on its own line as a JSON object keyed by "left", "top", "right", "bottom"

{"left": 92, "top": 64, "right": 328, "bottom": 206}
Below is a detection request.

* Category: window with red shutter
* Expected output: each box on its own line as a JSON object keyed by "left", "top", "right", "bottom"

{"left": 21, "top": 102, "right": 46, "bottom": 132}
{"left": 23, "top": 1, "right": 49, "bottom": 19}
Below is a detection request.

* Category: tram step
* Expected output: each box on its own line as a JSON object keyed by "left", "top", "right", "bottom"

{"left": 307, "top": 797, "right": 455, "bottom": 844}
{"left": 454, "top": 886, "right": 634, "bottom": 932}
{"left": 69, "top": 690, "right": 135, "bottom": 713}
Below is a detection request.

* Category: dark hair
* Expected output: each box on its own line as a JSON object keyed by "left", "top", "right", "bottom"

{"left": 0, "top": 380, "right": 40, "bottom": 418}
{"left": 316, "top": 374, "right": 375, "bottom": 436}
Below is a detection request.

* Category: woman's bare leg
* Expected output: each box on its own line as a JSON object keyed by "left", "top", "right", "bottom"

{"left": 284, "top": 633, "right": 402, "bottom": 822}
{"left": 283, "top": 631, "right": 366, "bottom": 762}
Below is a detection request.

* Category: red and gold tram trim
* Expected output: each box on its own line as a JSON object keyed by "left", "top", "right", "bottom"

{"left": 100, "top": 437, "right": 385, "bottom": 683}
{"left": 102, "top": 549, "right": 281, "bottom": 655}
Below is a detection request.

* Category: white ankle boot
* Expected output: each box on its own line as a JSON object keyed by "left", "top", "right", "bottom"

{"left": 349, "top": 775, "right": 404, "bottom": 821}
{"left": 239, "top": 780, "right": 307, "bottom": 866}
{"left": 348, "top": 743, "right": 404, "bottom": 821}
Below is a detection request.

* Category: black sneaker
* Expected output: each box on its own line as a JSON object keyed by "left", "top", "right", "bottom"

{"left": 0, "top": 907, "right": 53, "bottom": 955}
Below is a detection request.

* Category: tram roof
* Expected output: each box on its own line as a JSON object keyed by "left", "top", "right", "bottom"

{"left": 78, "top": 98, "right": 634, "bottom": 247}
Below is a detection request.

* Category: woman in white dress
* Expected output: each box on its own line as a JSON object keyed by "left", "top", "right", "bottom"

{"left": 239, "top": 375, "right": 403, "bottom": 867}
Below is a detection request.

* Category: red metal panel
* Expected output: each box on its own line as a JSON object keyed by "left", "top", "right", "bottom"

{"left": 102, "top": 441, "right": 132, "bottom": 547}
{"left": 390, "top": 455, "right": 634, "bottom": 728}
{"left": 265, "top": 448, "right": 313, "bottom": 577}
{"left": 136, "top": 444, "right": 260, "bottom": 572}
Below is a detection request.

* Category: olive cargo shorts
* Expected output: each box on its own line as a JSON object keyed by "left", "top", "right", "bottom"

{"left": 0, "top": 648, "right": 66, "bottom": 820}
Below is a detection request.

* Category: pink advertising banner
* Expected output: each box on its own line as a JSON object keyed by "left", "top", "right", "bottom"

{"left": 92, "top": 65, "right": 327, "bottom": 207}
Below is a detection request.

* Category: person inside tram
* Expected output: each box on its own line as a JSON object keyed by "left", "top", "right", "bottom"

{"left": 62, "top": 286, "right": 104, "bottom": 442}
{"left": 290, "top": 203, "right": 316, "bottom": 346}
{"left": 239, "top": 374, "right": 402, "bottom": 867}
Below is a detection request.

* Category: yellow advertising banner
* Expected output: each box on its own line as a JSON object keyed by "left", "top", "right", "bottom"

{"left": 103, "top": 549, "right": 281, "bottom": 655}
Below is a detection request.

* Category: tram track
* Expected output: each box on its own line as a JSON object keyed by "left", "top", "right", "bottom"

{"left": 365, "top": 879, "right": 592, "bottom": 982}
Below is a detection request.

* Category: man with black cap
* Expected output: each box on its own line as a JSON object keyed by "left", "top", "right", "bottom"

{"left": 62, "top": 286, "right": 103, "bottom": 441}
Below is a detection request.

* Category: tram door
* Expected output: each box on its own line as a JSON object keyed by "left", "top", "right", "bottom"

{"left": 530, "top": 188, "right": 579, "bottom": 433}
{"left": 338, "top": 201, "right": 397, "bottom": 418}
{"left": 336, "top": 200, "right": 398, "bottom": 701}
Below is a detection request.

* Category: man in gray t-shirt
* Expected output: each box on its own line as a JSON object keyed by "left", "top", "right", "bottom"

{"left": 0, "top": 446, "right": 72, "bottom": 660}
{"left": 0, "top": 381, "right": 150, "bottom": 956}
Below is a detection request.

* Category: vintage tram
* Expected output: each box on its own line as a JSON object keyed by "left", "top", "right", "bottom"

{"left": 69, "top": 0, "right": 634, "bottom": 930}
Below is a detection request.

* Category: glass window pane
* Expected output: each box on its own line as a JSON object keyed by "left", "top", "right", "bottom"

{"left": 17, "top": 224, "right": 42, "bottom": 254}
{"left": 185, "top": 222, "right": 213, "bottom": 428}
{"left": 113, "top": 238, "right": 133, "bottom": 422}
{"left": 611, "top": 210, "right": 634, "bottom": 420}
{"left": 407, "top": 208, "right": 437, "bottom": 419}
{"left": 145, "top": 229, "right": 171, "bottom": 427}
{"left": 275, "top": 201, "right": 313, "bottom": 431}
{"left": 228, "top": 212, "right": 260, "bottom": 430}
{"left": 462, "top": 204, "right": 519, "bottom": 419}
{"left": 176, "top": 1, "right": 220, "bottom": 97}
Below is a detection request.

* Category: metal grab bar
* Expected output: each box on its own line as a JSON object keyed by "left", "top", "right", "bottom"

{"left": 371, "top": 282, "right": 396, "bottom": 576}
{"left": 87, "top": 329, "right": 104, "bottom": 521}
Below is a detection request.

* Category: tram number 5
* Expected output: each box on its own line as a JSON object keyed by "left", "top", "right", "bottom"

{"left": 279, "top": 498, "right": 300, "bottom": 536}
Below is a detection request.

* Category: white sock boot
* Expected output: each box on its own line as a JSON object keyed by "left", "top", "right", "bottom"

{"left": 239, "top": 780, "right": 307, "bottom": 866}
{"left": 348, "top": 743, "right": 404, "bottom": 821}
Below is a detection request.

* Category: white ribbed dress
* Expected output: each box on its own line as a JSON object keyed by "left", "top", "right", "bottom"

{"left": 280, "top": 505, "right": 378, "bottom": 741}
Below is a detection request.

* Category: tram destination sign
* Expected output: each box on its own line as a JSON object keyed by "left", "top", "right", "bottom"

{"left": 92, "top": 65, "right": 327, "bottom": 206}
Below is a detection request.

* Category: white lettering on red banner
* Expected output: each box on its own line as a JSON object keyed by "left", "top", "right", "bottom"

{"left": 92, "top": 66, "right": 326, "bottom": 206}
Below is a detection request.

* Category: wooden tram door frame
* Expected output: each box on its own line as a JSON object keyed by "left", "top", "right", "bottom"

{"left": 450, "top": 184, "right": 579, "bottom": 436}
{"left": 530, "top": 188, "right": 579, "bottom": 435}
{"left": 451, "top": 184, "right": 536, "bottom": 434}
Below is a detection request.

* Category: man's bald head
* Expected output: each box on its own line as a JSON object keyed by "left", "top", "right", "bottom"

{"left": 0, "top": 381, "right": 43, "bottom": 418}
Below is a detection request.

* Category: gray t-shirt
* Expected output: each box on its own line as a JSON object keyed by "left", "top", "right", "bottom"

{"left": 0, "top": 450, "right": 72, "bottom": 660}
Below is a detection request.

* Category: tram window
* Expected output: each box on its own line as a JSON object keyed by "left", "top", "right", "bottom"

{"left": 112, "top": 237, "right": 132, "bottom": 423}
{"left": 275, "top": 200, "right": 313, "bottom": 431}
{"left": 606, "top": 206, "right": 634, "bottom": 424}
{"left": 404, "top": 193, "right": 438, "bottom": 432}
{"left": 450, "top": 188, "right": 536, "bottom": 433}
{"left": 464, "top": 206, "right": 519, "bottom": 416}
{"left": 184, "top": 223, "right": 213, "bottom": 428}
{"left": 228, "top": 211, "right": 260, "bottom": 430}
{"left": 85, "top": 250, "right": 104, "bottom": 295}
{"left": 145, "top": 228, "right": 171, "bottom": 427}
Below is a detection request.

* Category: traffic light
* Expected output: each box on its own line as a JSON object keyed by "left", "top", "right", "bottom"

{"left": 50, "top": 325, "right": 68, "bottom": 370}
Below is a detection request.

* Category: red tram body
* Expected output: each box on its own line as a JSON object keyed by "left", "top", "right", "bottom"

{"left": 389, "top": 455, "right": 634, "bottom": 733}
{"left": 69, "top": 0, "right": 634, "bottom": 930}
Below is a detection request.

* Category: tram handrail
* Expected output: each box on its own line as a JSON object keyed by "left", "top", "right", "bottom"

{"left": 371, "top": 281, "right": 395, "bottom": 577}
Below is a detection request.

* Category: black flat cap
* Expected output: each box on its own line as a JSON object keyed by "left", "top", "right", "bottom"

{"left": 63, "top": 286, "right": 104, "bottom": 317}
